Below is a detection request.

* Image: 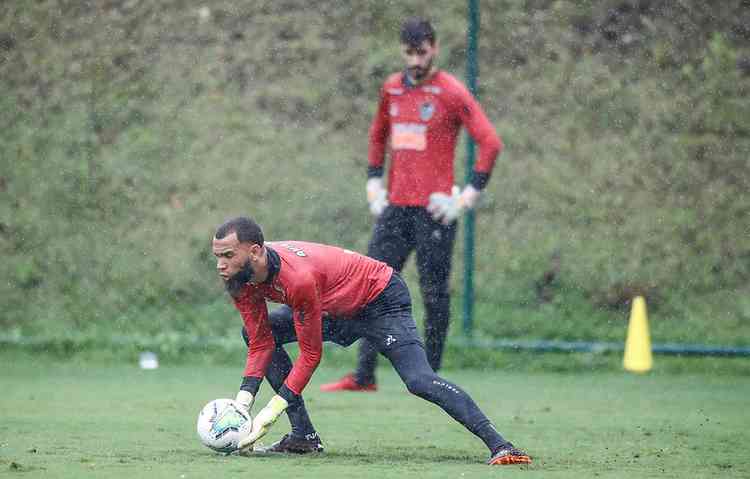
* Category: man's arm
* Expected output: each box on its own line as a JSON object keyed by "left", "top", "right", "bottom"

{"left": 234, "top": 291, "right": 275, "bottom": 396}
{"left": 366, "top": 85, "right": 391, "bottom": 216}
{"left": 457, "top": 89, "right": 503, "bottom": 191}
{"left": 237, "top": 275, "right": 323, "bottom": 452}
{"left": 367, "top": 85, "right": 390, "bottom": 179}
{"left": 281, "top": 275, "right": 323, "bottom": 397}
{"left": 427, "top": 87, "right": 502, "bottom": 224}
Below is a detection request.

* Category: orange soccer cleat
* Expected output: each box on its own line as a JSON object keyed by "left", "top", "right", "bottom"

{"left": 487, "top": 444, "right": 532, "bottom": 465}
{"left": 319, "top": 373, "right": 377, "bottom": 392}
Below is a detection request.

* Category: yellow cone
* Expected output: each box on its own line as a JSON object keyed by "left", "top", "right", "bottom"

{"left": 623, "top": 296, "right": 653, "bottom": 373}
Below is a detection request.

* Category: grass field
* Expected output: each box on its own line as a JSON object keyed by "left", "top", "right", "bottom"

{"left": 1, "top": 351, "right": 749, "bottom": 478}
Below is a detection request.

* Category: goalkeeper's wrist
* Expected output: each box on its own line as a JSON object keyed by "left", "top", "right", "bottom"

{"left": 240, "top": 376, "right": 262, "bottom": 396}
{"left": 277, "top": 384, "right": 302, "bottom": 407}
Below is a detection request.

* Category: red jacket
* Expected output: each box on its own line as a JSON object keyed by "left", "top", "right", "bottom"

{"left": 233, "top": 241, "right": 393, "bottom": 394}
{"left": 368, "top": 70, "right": 502, "bottom": 206}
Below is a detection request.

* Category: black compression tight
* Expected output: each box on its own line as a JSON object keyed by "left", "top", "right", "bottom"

{"left": 383, "top": 343, "right": 507, "bottom": 452}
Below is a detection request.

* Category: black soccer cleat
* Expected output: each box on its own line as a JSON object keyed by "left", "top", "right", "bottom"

{"left": 487, "top": 443, "right": 532, "bottom": 465}
{"left": 256, "top": 433, "right": 324, "bottom": 454}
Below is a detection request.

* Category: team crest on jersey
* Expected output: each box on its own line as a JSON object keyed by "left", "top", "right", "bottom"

{"left": 420, "top": 101, "right": 435, "bottom": 121}
{"left": 389, "top": 103, "right": 399, "bottom": 117}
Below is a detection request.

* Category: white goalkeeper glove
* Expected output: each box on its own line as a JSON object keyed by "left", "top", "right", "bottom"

{"left": 366, "top": 178, "right": 389, "bottom": 217}
{"left": 235, "top": 390, "right": 255, "bottom": 414}
{"left": 427, "top": 185, "right": 481, "bottom": 225}
{"left": 237, "top": 394, "right": 288, "bottom": 452}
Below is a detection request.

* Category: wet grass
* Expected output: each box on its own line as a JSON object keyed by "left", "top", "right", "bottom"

{"left": 2, "top": 351, "right": 749, "bottom": 478}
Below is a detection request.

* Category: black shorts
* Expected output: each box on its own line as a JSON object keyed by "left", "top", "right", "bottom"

{"left": 263, "top": 272, "right": 423, "bottom": 353}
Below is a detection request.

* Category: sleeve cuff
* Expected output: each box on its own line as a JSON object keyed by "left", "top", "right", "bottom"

{"left": 240, "top": 376, "right": 262, "bottom": 396}
{"left": 469, "top": 171, "right": 491, "bottom": 190}
{"left": 367, "top": 166, "right": 384, "bottom": 179}
{"left": 278, "top": 383, "right": 302, "bottom": 406}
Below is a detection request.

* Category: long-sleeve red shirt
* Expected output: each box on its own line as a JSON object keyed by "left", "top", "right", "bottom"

{"left": 368, "top": 70, "right": 502, "bottom": 206}
{"left": 232, "top": 241, "right": 393, "bottom": 395}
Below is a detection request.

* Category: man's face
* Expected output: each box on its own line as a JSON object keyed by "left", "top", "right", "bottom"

{"left": 212, "top": 233, "right": 258, "bottom": 292}
{"left": 401, "top": 40, "right": 437, "bottom": 82}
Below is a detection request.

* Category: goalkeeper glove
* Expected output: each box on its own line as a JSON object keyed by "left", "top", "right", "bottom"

{"left": 427, "top": 185, "right": 481, "bottom": 225}
{"left": 235, "top": 390, "right": 255, "bottom": 414}
{"left": 237, "top": 394, "right": 288, "bottom": 452}
{"left": 366, "top": 178, "right": 389, "bottom": 217}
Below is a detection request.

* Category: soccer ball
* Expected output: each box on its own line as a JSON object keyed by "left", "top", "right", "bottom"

{"left": 196, "top": 398, "right": 252, "bottom": 454}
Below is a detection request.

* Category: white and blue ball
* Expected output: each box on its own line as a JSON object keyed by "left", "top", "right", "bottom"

{"left": 196, "top": 398, "right": 252, "bottom": 454}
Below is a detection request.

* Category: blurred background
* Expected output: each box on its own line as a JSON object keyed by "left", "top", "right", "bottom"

{"left": 1, "top": 0, "right": 749, "bottom": 366}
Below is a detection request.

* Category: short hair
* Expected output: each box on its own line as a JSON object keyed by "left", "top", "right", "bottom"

{"left": 215, "top": 216, "right": 264, "bottom": 246}
{"left": 400, "top": 17, "right": 436, "bottom": 47}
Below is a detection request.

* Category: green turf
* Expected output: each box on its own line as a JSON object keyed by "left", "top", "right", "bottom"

{"left": 1, "top": 352, "right": 749, "bottom": 478}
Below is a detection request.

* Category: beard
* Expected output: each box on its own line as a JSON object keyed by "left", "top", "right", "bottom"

{"left": 224, "top": 260, "right": 255, "bottom": 298}
{"left": 410, "top": 66, "right": 427, "bottom": 80}
{"left": 409, "top": 57, "right": 433, "bottom": 82}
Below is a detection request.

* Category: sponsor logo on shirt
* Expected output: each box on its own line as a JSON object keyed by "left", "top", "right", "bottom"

{"left": 387, "top": 87, "right": 404, "bottom": 95}
{"left": 280, "top": 243, "right": 307, "bottom": 257}
{"left": 422, "top": 85, "right": 442, "bottom": 94}
{"left": 391, "top": 123, "right": 427, "bottom": 151}
{"left": 389, "top": 103, "right": 399, "bottom": 117}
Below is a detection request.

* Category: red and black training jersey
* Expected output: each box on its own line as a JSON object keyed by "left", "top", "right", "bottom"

{"left": 232, "top": 241, "right": 393, "bottom": 395}
{"left": 368, "top": 70, "right": 502, "bottom": 206}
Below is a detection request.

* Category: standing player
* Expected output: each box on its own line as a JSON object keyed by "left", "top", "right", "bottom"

{"left": 213, "top": 216, "right": 530, "bottom": 465}
{"left": 321, "top": 17, "right": 503, "bottom": 392}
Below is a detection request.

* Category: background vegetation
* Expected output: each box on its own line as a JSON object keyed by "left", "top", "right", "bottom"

{"left": 2, "top": 0, "right": 750, "bottom": 356}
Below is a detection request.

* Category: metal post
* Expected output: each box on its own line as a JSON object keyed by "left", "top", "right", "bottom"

{"left": 463, "top": 0, "right": 480, "bottom": 339}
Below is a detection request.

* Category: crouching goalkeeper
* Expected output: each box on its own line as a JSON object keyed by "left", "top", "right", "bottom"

{"left": 212, "top": 216, "right": 531, "bottom": 466}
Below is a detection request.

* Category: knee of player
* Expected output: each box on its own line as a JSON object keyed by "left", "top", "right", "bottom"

{"left": 402, "top": 372, "right": 436, "bottom": 396}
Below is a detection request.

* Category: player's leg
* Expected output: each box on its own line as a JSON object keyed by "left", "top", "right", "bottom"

{"left": 320, "top": 206, "right": 413, "bottom": 392}
{"left": 241, "top": 306, "right": 321, "bottom": 453}
{"left": 384, "top": 343, "right": 531, "bottom": 464}
{"left": 357, "top": 206, "right": 413, "bottom": 384}
{"left": 363, "top": 273, "right": 531, "bottom": 465}
{"left": 414, "top": 209, "right": 456, "bottom": 371}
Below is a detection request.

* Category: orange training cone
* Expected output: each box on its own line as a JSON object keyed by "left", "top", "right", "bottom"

{"left": 623, "top": 296, "right": 653, "bottom": 373}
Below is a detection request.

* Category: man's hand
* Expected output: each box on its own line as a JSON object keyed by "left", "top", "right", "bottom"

{"left": 366, "top": 178, "right": 389, "bottom": 217}
{"left": 235, "top": 390, "right": 254, "bottom": 415}
{"left": 427, "top": 185, "right": 481, "bottom": 225}
{"left": 237, "top": 395, "right": 288, "bottom": 452}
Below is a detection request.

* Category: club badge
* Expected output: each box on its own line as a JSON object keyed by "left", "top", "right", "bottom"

{"left": 420, "top": 101, "right": 435, "bottom": 121}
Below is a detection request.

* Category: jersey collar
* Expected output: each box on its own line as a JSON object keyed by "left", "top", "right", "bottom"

{"left": 264, "top": 246, "right": 281, "bottom": 284}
